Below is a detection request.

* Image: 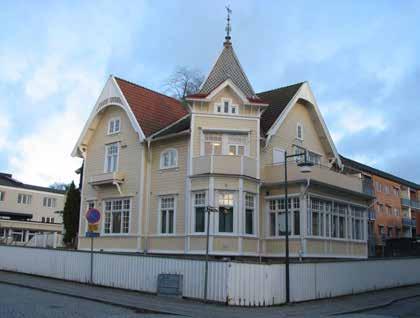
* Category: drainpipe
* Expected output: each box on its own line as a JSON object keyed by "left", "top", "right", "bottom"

{"left": 144, "top": 138, "right": 152, "bottom": 254}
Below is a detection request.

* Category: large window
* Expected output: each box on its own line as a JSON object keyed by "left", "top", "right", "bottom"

{"left": 108, "top": 117, "right": 121, "bottom": 135}
{"left": 218, "top": 192, "right": 234, "bottom": 233}
{"left": 104, "top": 199, "right": 130, "bottom": 234}
{"left": 160, "top": 149, "right": 178, "bottom": 169}
{"left": 105, "top": 143, "right": 119, "bottom": 173}
{"left": 194, "top": 192, "right": 206, "bottom": 233}
{"left": 203, "top": 132, "right": 248, "bottom": 156}
{"left": 17, "top": 193, "right": 32, "bottom": 205}
{"left": 268, "top": 197, "right": 300, "bottom": 236}
{"left": 43, "top": 197, "right": 57, "bottom": 208}
{"left": 245, "top": 193, "right": 255, "bottom": 235}
{"left": 159, "top": 196, "right": 175, "bottom": 234}
{"left": 350, "top": 206, "right": 365, "bottom": 240}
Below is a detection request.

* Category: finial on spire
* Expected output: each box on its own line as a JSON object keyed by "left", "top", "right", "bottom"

{"left": 224, "top": 5, "right": 232, "bottom": 46}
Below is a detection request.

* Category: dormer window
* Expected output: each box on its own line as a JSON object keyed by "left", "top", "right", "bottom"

{"left": 296, "top": 123, "right": 303, "bottom": 140}
{"left": 215, "top": 99, "right": 238, "bottom": 115}
{"left": 108, "top": 117, "right": 121, "bottom": 135}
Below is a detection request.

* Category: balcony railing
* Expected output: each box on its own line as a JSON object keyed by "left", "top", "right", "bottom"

{"left": 368, "top": 210, "right": 376, "bottom": 221}
{"left": 192, "top": 155, "right": 257, "bottom": 179}
{"left": 88, "top": 172, "right": 125, "bottom": 186}
{"left": 262, "top": 163, "right": 365, "bottom": 195}
{"left": 402, "top": 217, "right": 412, "bottom": 227}
{"left": 401, "top": 198, "right": 420, "bottom": 210}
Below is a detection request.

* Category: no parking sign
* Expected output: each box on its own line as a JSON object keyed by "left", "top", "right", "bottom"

{"left": 85, "top": 208, "right": 101, "bottom": 237}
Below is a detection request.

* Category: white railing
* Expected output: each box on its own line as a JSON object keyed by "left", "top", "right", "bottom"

{"left": 192, "top": 155, "right": 257, "bottom": 179}
{"left": 26, "top": 233, "right": 63, "bottom": 248}
{"left": 0, "top": 245, "right": 420, "bottom": 306}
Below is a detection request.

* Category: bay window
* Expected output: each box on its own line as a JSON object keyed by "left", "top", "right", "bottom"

{"left": 245, "top": 193, "right": 255, "bottom": 235}
{"left": 218, "top": 192, "right": 234, "bottom": 233}
{"left": 194, "top": 192, "right": 206, "bottom": 233}
{"left": 104, "top": 198, "right": 130, "bottom": 234}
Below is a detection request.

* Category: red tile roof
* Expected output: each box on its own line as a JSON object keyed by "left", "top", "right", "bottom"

{"left": 115, "top": 77, "right": 189, "bottom": 137}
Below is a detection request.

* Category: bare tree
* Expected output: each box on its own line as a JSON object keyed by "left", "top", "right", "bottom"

{"left": 163, "top": 66, "right": 204, "bottom": 100}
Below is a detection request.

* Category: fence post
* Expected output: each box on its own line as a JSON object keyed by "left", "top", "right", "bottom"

{"left": 53, "top": 232, "right": 57, "bottom": 249}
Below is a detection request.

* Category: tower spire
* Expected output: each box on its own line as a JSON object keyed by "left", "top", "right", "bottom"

{"left": 224, "top": 5, "right": 232, "bottom": 47}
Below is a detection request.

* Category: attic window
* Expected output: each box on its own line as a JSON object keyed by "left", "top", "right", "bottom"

{"left": 108, "top": 117, "right": 121, "bottom": 135}
{"left": 215, "top": 99, "right": 238, "bottom": 115}
{"left": 296, "top": 123, "right": 303, "bottom": 140}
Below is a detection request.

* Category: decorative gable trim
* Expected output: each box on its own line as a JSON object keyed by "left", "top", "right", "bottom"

{"left": 266, "top": 82, "right": 342, "bottom": 167}
{"left": 71, "top": 76, "right": 145, "bottom": 158}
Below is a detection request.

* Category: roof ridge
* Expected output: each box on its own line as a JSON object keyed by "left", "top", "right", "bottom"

{"left": 340, "top": 155, "right": 420, "bottom": 189}
{"left": 113, "top": 76, "right": 182, "bottom": 104}
{"left": 257, "top": 81, "right": 306, "bottom": 95}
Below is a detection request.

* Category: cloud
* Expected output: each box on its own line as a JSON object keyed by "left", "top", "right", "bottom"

{"left": 0, "top": 115, "right": 11, "bottom": 150}
{"left": 321, "top": 100, "right": 387, "bottom": 144}
{"left": 0, "top": 51, "right": 28, "bottom": 83}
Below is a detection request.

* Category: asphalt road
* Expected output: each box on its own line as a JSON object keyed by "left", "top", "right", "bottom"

{"left": 336, "top": 296, "right": 420, "bottom": 318}
{"left": 0, "top": 283, "right": 175, "bottom": 318}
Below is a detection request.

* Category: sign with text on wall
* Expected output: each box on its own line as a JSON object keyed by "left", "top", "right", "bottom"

{"left": 85, "top": 208, "right": 101, "bottom": 237}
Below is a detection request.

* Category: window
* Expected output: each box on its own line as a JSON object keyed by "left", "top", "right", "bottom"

{"left": 269, "top": 197, "right": 300, "bottom": 236}
{"left": 245, "top": 193, "right": 255, "bottom": 235}
{"left": 203, "top": 132, "right": 248, "bottom": 157}
{"left": 43, "top": 197, "right": 57, "bottom": 208}
{"left": 393, "top": 187, "right": 399, "bottom": 197}
{"left": 160, "top": 149, "right": 178, "bottom": 169}
{"left": 17, "top": 193, "right": 32, "bottom": 205}
{"left": 308, "top": 151, "right": 321, "bottom": 165}
{"left": 272, "top": 148, "right": 285, "bottom": 164}
{"left": 204, "top": 133, "right": 222, "bottom": 155}
{"left": 215, "top": 99, "right": 238, "bottom": 115}
{"left": 41, "top": 217, "right": 45, "bottom": 223}
{"left": 350, "top": 206, "right": 365, "bottom": 240}
{"left": 108, "top": 117, "right": 121, "bottom": 135}
{"left": 87, "top": 201, "right": 95, "bottom": 209}
{"left": 331, "top": 203, "right": 347, "bottom": 238}
{"left": 159, "top": 196, "right": 175, "bottom": 234}
{"left": 194, "top": 192, "right": 206, "bottom": 233}
{"left": 51, "top": 217, "right": 55, "bottom": 223}
{"left": 218, "top": 192, "right": 234, "bottom": 233}
{"left": 105, "top": 143, "right": 119, "bottom": 173}
{"left": 104, "top": 199, "right": 130, "bottom": 234}
{"left": 296, "top": 123, "right": 303, "bottom": 140}
{"left": 0, "top": 191, "right": 4, "bottom": 201}
{"left": 311, "top": 199, "right": 324, "bottom": 236}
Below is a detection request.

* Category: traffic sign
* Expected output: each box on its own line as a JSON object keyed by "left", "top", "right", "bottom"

{"left": 86, "top": 232, "right": 100, "bottom": 238}
{"left": 86, "top": 208, "right": 101, "bottom": 224}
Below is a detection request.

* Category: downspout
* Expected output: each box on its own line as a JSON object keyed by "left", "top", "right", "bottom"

{"left": 144, "top": 138, "right": 152, "bottom": 254}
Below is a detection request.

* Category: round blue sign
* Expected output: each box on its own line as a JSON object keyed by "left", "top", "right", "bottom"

{"left": 86, "top": 208, "right": 101, "bottom": 224}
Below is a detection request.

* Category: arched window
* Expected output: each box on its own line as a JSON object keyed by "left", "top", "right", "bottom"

{"left": 160, "top": 148, "right": 178, "bottom": 169}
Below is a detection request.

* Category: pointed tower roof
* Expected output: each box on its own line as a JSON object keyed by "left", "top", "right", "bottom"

{"left": 199, "top": 43, "right": 256, "bottom": 98}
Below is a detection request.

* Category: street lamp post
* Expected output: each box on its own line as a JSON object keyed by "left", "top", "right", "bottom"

{"left": 283, "top": 150, "right": 313, "bottom": 303}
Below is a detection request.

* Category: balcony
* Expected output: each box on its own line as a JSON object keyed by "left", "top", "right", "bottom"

{"left": 401, "top": 198, "right": 420, "bottom": 210}
{"left": 192, "top": 155, "right": 257, "bottom": 179}
{"left": 368, "top": 210, "right": 376, "bottom": 221}
{"left": 88, "top": 172, "right": 125, "bottom": 187}
{"left": 262, "top": 163, "right": 366, "bottom": 195}
{"left": 402, "top": 217, "right": 413, "bottom": 227}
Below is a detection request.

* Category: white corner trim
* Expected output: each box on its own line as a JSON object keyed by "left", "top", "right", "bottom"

{"left": 71, "top": 76, "right": 146, "bottom": 158}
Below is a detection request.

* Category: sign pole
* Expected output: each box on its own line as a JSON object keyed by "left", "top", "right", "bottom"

{"left": 90, "top": 236, "right": 94, "bottom": 284}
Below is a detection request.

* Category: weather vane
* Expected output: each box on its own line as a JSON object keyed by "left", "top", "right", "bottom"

{"left": 225, "top": 5, "right": 232, "bottom": 43}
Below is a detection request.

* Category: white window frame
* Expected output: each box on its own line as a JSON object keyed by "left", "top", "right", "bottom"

{"left": 267, "top": 196, "right": 300, "bottom": 237}
{"left": 43, "top": 197, "right": 57, "bottom": 208}
{"left": 160, "top": 148, "right": 178, "bottom": 170}
{"left": 202, "top": 132, "right": 249, "bottom": 157}
{"left": 192, "top": 191, "right": 207, "bottom": 234}
{"left": 17, "top": 193, "right": 32, "bottom": 205}
{"left": 214, "top": 98, "right": 239, "bottom": 115}
{"left": 102, "top": 198, "right": 131, "bottom": 235}
{"left": 107, "top": 117, "right": 121, "bottom": 135}
{"left": 104, "top": 142, "right": 119, "bottom": 173}
{"left": 216, "top": 191, "right": 235, "bottom": 234}
{"left": 296, "top": 122, "right": 304, "bottom": 140}
{"left": 0, "top": 191, "right": 4, "bottom": 201}
{"left": 244, "top": 193, "right": 256, "bottom": 236}
{"left": 158, "top": 196, "right": 176, "bottom": 235}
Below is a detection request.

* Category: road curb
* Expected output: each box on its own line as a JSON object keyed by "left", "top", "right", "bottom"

{"left": 330, "top": 293, "right": 420, "bottom": 316}
{"left": 0, "top": 279, "right": 182, "bottom": 316}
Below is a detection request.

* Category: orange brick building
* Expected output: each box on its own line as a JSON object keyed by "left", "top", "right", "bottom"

{"left": 341, "top": 156, "right": 419, "bottom": 256}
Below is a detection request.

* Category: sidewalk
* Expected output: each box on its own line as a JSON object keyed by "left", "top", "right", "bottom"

{"left": 1, "top": 270, "right": 419, "bottom": 318}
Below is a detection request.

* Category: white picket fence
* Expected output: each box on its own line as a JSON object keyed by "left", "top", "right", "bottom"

{"left": 0, "top": 245, "right": 420, "bottom": 306}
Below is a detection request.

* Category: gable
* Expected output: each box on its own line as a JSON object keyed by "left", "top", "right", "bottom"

{"left": 260, "top": 82, "right": 341, "bottom": 167}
